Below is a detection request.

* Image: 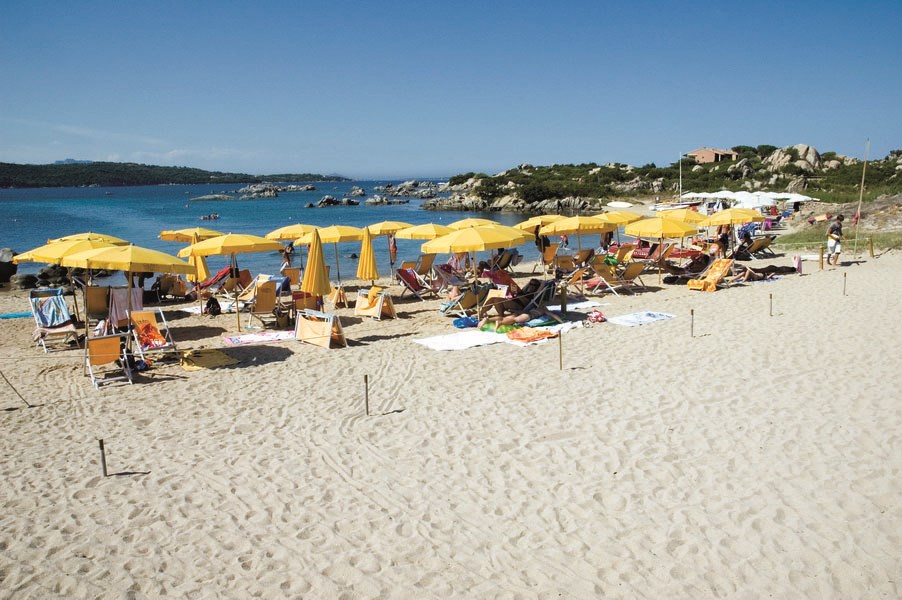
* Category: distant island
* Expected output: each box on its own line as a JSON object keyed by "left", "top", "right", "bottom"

{"left": 0, "top": 161, "right": 349, "bottom": 188}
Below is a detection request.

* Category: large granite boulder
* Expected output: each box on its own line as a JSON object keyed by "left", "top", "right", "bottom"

{"left": 0, "top": 247, "right": 17, "bottom": 283}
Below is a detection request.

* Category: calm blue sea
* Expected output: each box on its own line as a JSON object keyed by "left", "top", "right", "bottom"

{"left": 0, "top": 181, "right": 535, "bottom": 285}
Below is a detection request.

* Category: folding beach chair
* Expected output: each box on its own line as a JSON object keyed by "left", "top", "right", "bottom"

{"left": 440, "top": 287, "right": 479, "bottom": 318}
{"left": 354, "top": 287, "right": 397, "bottom": 320}
{"left": 129, "top": 308, "right": 178, "bottom": 360}
{"left": 559, "top": 267, "right": 588, "bottom": 297}
{"left": 281, "top": 267, "right": 301, "bottom": 289}
{"left": 246, "top": 280, "right": 280, "bottom": 328}
{"left": 396, "top": 267, "right": 439, "bottom": 300}
{"left": 29, "top": 288, "right": 79, "bottom": 352}
{"left": 533, "top": 243, "right": 559, "bottom": 273}
{"left": 295, "top": 309, "right": 347, "bottom": 348}
{"left": 432, "top": 263, "right": 469, "bottom": 293}
{"left": 84, "top": 332, "right": 132, "bottom": 388}
{"left": 749, "top": 235, "right": 777, "bottom": 258}
{"left": 399, "top": 253, "right": 436, "bottom": 281}
{"left": 156, "top": 274, "right": 189, "bottom": 301}
{"left": 586, "top": 263, "right": 623, "bottom": 296}
{"left": 520, "top": 279, "right": 558, "bottom": 313}
{"left": 688, "top": 258, "right": 735, "bottom": 292}
{"left": 84, "top": 285, "right": 110, "bottom": 329}
{"left": 291, "top": 290, "right": 320, "bottom": 316}
{"left": 109, "top": 287, "right": 143, "bottom": 330}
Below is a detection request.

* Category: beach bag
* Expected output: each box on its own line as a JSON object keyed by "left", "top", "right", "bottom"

{"left": 204, "top": 296, "right": 221, "bottom": 316}
{"left": 587, "top": 309, "right": 606, "bottom": 323}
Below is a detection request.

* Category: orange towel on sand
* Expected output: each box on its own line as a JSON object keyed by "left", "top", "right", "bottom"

{"left": 505, "top": 327, "right": 557, "bottom": 343}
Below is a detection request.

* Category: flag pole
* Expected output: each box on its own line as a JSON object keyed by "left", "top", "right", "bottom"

{"left": 852, "top": 139, "right": 869, "bottom": 259}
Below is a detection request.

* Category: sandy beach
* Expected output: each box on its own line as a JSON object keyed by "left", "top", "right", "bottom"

{"left": 1, "top": 251, "right": 900, "bottom": 598}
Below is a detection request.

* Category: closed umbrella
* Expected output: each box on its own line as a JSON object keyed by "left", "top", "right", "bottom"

{"left": 179, "top": 233, "right": 284, "bottom": 331}
{"left": 300, "top": 229, "right": 332, "bottom": 299}
{"left": 295, "top": 225, "right": 363, "bottom": 285}
{"left": 367, "top": 221, "right": 412, "bottom": 277}
{"left": 356, "top": 227, "right": 379, "bottom": 284}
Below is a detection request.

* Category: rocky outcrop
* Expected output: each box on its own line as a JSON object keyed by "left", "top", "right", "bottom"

{"left": 305, "top": 196, "right": 360, "bottom": 208}
{"left": 190, "top": 194, "right": 236, "bottom": 202}
{"left": 349, "top": 186, "right": 366, "bottom": 196}
{"left": 364, "top": 195, "right": 410, "bottom": 206}
{"left": 422, "top": 194, "right": 597, "bottom": 214}
{"left": 764, "top": 144, "right": 822, "bottom": 172}
{"left": 0, "top": 247, "right": 17, "bottom": 283}
{"left": 375, "top": 180, "right": 439, "bottom": 198}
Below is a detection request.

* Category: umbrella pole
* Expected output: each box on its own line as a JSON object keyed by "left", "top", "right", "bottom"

{"left": 233, "top": 255, "right": 241, "bottom": 332}
{"left": 333, "top": 243, "right": 341, "bottom": 286}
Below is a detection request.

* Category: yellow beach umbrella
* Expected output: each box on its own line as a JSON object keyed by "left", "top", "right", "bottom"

{"left": 394, "top": 223, "right": 454, "bottom": 240}
{"left": 656, "top": 208, "right": 706, "bottom": 224}
{"left": 624, "top": 216, "right": 698, "bottom": 239}
{"left": 300, "top": 229, "right": 332, "bottom": 298}
{"left": 597, "top": 211, "right": 644, "bottom": 225}
{"left": 179, "top": 233, "right": 283, "bottom": 331}
{"left": 422, "top": 225, "right": 528, "bottom": 277}
{"left": 448, "top": 217, "right": 500, "bottom": 229}
{"left": 159, "top": 227, "right": 224, "bottom": 242}
{"left": 356, "top": 227, "right": 379, "bottom": 284}
{"left": 514, "top": 214, "right": 566, "bottom": 230}
{"left": 367, "top": 220, "right": 413, "bottom": 236}
{"left": 295, "top": 225, "right": 364, "bottom": 285}
{"left": 265, "top": 223, "right": 316, "bottom": 240}
{"left": 48, "top": 231, "right": 129, "bottom": 245}
{"left": 540, "top": 215, "right": 616, "bottom": 250}
{"left": 13, "top": 239, "right": 116, "bottom": 264}
{"left": 698, "top": 207, "right": 765, "bottom": 227}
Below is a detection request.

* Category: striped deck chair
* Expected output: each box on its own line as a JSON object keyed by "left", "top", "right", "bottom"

{"left": 29, "top": 288, "right": 79, "bottom": 352}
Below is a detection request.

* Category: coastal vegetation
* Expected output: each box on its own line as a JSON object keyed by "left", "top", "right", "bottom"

{"left": 448, "top": 145, "right": 902, "bottom": 207}
{"left": 0, "top": 162, "right": 348, "bottom": 188}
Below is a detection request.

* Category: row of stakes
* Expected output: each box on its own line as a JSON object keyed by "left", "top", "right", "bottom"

{"left": 97, "top": 268, "right": 854, "bottom": 476}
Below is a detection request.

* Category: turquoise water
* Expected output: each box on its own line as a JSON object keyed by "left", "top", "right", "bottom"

{"left": 0, "top": 181, "right": 535, "bottom": 284}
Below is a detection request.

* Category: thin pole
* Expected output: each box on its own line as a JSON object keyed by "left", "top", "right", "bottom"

{"left": 769, "top": 293, "right": 773, "bottom": 317}
{"left": 843, "top": 272, "right": 847, "bottom": 296}
{"left": 558, "top": 332, "right": 563, "bottom": 370}
{"left": 233, "top": 255, "right": 241, "bottom": 332}
{"left": 690, "top": 308, "right": 694, "bottom": 338}
{"left": 364, "top": 374, "right": 370, "bottom": 416}
{"left": 852, "top": 139, "right": 870, "bottom": 259}
{"left": 98, "top": 439, "right": 108, "bottom": 477}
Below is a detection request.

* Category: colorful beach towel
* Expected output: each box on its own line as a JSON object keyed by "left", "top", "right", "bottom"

{"left": 606, "top": 311, "right": 675, "bottom": 327}
{"left": 222, "top": 330, "right": 294, "bottom": 346}
{"left": 414, "top": 321, "right": 581, "bottom": 351}
{"left": 0, "top": 312, "right": 32, "bottom": 319}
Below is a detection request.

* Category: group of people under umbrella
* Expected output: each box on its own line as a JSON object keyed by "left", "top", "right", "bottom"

{"left": 14, "top": 206, "right": 766, "bottom": 333}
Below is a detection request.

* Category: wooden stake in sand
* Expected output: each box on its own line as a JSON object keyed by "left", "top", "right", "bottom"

{"left": 98, "top": 439, "right": 108, "bottom": 477}
{"left": 769, "top": 293, "right": 773, "bottom": 317}
{"left": 364, "top": 374, "right": 370, "bottom": 416}
{"left": 690, "top": 309, "right": 695, "bottom": 338}
{"left": 868, "top": 237, "right": 874, "bottom": 258}
{"left": 843, "top": 272, "right": 847, "bottom": 296}
{"left": 819, "top": 247, "right": 825, "bottom": 270}
{"left": 558, "top": 333, "right": 563, "bottom": 371}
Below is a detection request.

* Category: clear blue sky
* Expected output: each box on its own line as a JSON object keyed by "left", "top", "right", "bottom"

{"left": 2, "top": 1, "right": 900, "bottom": 179}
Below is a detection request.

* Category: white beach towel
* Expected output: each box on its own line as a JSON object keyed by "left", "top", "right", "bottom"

{"left": 413, "top": 321, "right": 582, "bottom": 351}
{"left": 546, "top": 300, "right": 607, "bottom": 311}
{"left": 606, "top": 311, "right": 675, "bottom": 327}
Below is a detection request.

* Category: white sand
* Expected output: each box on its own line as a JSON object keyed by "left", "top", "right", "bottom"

{"left": 1, "top": 252, "right": 900, "bottom": 598}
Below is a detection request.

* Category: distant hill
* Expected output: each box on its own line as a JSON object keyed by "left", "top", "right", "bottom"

{"left": 442, "top": 144, "right": 902, "bottom": 207}
{"left": 0, "top": 161, "right": 349, "bottom": 188}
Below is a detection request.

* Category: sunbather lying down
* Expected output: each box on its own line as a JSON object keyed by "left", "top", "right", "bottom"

{"left": 729, "top": 264, "right": 798, "bottom": 283}
{"left": 478, "top": 306, "right": 563, "bottom": 330}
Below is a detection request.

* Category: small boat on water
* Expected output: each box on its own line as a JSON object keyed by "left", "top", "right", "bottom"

{"left": 200, "top": 213, "right": 220, "bottom": 221}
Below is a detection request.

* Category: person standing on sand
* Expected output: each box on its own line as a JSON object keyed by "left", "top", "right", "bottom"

{"left": 827, "top": 214, "right": 844, "bottom": 267}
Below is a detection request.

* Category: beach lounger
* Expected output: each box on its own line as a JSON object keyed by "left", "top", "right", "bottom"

{"left": 295, "top": 309, "right": 347, "bottom": 348}
{"left": 559, "top": 267, "right": 588, "bottom": 296}
{"left": 610, "top": 243, "right": 636, "bottom": 265}
{"left": 396, "top": 267, "right": 439, "bottom": 300}
{"left": 84, "top": 332, "right": 132, "bottom": 388}
{"left": 29, "top": 288, "right": 79, "bottom": 352}
{"left": 399, "top": 253, "right": 436, "bottom": 281}
{"left": 574, "top": 248, "right": 594, "bottom": 266}
{"left": 585, "top": 263, "right": 622, "bottom": 296}
{"left": 749, "top": 235, "right": 777, "bottom": 258}
{"left": 354, "top": 287, "right": 397, "bottom": 320}
{"left": 687, "top": 258, "right": 735, "bottom": 292}
{"left": 520, "top": 279, "right": 558, "bottom": 313}
{"left": 156, "top": 274, "right": 189, "bottom": 301}
{"left": 532, "top": 243, "right": 559, "bottom": 273}
{"left": 129, "top": 308, "right": 178, "bottom": 360}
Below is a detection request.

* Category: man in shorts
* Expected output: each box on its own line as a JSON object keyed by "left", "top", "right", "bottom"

{"left": 827, "top": 214, "right": 844, "bottom": 266}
